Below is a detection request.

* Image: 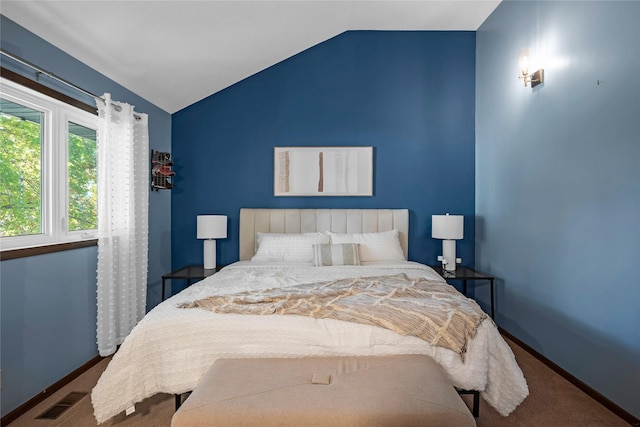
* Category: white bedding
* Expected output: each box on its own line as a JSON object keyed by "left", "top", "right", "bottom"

{"left": 91, "top": 261, "right": 528, "bottom": 423}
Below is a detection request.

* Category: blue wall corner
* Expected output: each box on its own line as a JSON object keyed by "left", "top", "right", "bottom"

{"left": 172, "top": 31, "right": 477, "bottom": 277}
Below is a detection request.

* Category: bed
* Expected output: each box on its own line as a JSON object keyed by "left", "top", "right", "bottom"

{"left": 91, "top": 208, "right": 528, "bottom": 423}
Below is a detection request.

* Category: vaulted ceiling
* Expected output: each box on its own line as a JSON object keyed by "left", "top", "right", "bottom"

{"left": 2, "top": 1, "right": 500, "bottom": 113}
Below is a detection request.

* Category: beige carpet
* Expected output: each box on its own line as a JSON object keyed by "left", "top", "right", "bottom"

{"left": 7, "top": 338, "right": 630, "bottom": 426}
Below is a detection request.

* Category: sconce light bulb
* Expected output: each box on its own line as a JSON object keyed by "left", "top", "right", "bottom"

{"left": 519, "top": 48, "right": 531, "bottom": 75}
{"left": 518, "top": 48, "right": 532, "bottom": 86}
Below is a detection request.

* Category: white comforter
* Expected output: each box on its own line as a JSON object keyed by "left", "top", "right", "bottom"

{"left": 92, "top": 261, "right": 528, "bottom": 423}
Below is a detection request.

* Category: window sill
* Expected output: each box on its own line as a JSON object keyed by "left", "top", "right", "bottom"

{"left": 0, "top": 239, "right": 98, "bottom": 261}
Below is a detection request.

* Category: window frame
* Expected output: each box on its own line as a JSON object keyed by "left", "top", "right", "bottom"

{"left": 1, "top": 75, "right": 99, "bottom": 252}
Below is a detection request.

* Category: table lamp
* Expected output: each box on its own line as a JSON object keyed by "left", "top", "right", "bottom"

{"left": 197, "top": 215, "right": 227, "bottom": 269}
{"left": 432, "top": 213, "right": 463, "bottom": 271}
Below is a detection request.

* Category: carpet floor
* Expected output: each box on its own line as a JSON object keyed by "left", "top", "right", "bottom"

{"left": 6, "top": 337, "right": 630, "bottom": 426}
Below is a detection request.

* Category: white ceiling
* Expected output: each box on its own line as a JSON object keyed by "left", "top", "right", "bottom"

{"left": 2, "top": 1, "right": 500, "bottom": 113}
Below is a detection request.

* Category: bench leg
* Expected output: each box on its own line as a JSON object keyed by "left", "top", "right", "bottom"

{"left": 457, "top": 389, "right": 480, "bottom": 417}
{"left": 175, "top": 392, "right": 192, "bottom": 410}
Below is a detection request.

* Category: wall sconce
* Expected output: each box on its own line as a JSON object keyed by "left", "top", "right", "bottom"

{"left": 197, "top": 215, "right": 228, "bottom": 269}
{"left": 518, "top": 48, "right": 544, "bottom": 88}
{"left": 432, "top": 213, "right": 464, "bottom": 271}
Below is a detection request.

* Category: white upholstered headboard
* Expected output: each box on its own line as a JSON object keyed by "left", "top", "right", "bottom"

{"left": 239, "top": 208, "right": 409, "bottom": 261}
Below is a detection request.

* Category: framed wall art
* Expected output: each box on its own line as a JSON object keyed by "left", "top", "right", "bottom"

{"left": 274, "top": 146, "right": 373, "bottom": 196}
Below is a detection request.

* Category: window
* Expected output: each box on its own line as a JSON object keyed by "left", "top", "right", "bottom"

{"left": 0, "top": 77, "right": 98, "bottom": 250}
{"left": 67, "top": 121, "right": 97, "bottom": 231}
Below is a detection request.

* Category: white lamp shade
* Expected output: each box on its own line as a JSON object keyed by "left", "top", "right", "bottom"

{"left": 432, "top": 214, "right": 463, "bottom": 240}
{"left": 197, "top": 215, "right": 227, "bottom": 239}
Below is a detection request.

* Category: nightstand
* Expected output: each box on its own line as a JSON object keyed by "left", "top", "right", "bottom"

{"left": 429, "top": 265, "right": 495, "bottom": 319}
{"left": 162, "top": 265, "right": 224, "bottom": 301}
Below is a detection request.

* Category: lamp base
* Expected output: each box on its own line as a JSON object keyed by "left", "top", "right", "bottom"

{"left": 442, "top": 239, "right": 457, "bottom": 271}
{"left": 203, "top": 239, "right": 217, "bottom": 270}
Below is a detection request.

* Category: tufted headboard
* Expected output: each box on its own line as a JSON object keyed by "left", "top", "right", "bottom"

{"left": 239, "top": 208, "right": 409, "bottom": 260}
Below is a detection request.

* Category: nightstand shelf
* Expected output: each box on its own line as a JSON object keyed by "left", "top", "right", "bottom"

{"left": 429, "top": 265, "right": 495, "bottom": 319}
{"left": 162, "top": 265, "right": 224, "bottom": 301}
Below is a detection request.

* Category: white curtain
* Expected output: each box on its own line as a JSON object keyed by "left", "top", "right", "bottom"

{"left": 96, "top": 93, "right": 149, "bottom": 357}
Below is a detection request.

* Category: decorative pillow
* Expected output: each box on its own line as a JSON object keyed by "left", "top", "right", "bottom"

{"left": 328, "top": 230, "right": 405, "bottom": 262}
{"left": 252, "top": 232, "right": 330, "bottom": 263}
{"left": 313, "top": 243, "right": 360, "bottom": 266}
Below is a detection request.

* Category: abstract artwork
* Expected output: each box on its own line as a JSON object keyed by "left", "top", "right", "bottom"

{"left": 274, "top": 147, "right": 373, "bottom": 196}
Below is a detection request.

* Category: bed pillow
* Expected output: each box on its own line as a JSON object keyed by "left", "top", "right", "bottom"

{"left": 312, "top": 243, "right": 360, "bottom": 266}
{"left": 328, "top": 230, "right": 405, "bottom": 262}
{"left": 252, "top": 232, "right": 330, "bottom": 263}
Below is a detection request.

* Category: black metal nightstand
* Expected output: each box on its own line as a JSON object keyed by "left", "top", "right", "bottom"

{"left": 161, "top": 265, "right": 224, "bottom": 301}
{"left": 429, "top": 265, "right": 495, "bottom": 319}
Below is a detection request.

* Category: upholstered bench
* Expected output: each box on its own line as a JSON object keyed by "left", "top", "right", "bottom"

{"left": 171, "top": 355, "right": 476, "bottom": 427}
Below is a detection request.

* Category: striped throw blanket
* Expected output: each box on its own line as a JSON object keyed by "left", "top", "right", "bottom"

{"left": 180, "top": 274, "right": 486, "bottom": 356}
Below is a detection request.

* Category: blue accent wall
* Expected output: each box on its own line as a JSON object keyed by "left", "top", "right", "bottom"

{"left": 0, "top": 16, "right": 172, "bottom": 416}
{"left": 476, "top": 1, "right": 640, "bottom": 418}
{"left": 172, "top": 31, "right": 477, "bottom": 278}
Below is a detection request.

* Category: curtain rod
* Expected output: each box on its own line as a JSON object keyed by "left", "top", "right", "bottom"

{"left": 1, "top": 48, "right": 142, "bottom": 120}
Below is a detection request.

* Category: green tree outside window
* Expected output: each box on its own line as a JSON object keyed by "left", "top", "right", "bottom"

{"left": 0, "top": 103, "right": 97, "bottom": 238}
{"left": 0, "top": 108, "right": 42, "bottom": 237}
{"left": 68, "top": 122, "right": 97, "bottom": 232}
